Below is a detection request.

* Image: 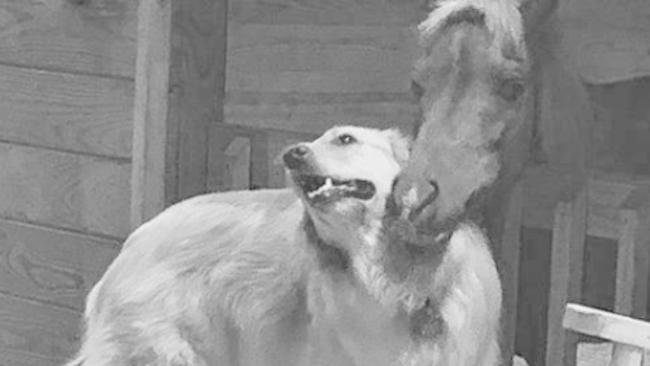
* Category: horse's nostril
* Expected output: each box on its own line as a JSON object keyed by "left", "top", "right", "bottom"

{"left": 283, "top": 145, "right": 310, "bottom": 169}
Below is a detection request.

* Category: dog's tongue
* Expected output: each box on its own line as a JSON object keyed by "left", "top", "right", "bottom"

{"left": 347, "top": 180, "right": 375, "bottom": 200}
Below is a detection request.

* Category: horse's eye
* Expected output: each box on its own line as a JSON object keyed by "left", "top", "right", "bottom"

{"left": 496, "top": 77, "right": 525, "bottom": 102}
{"left": 336, "top": 134, "right": 356, "bottom": 145}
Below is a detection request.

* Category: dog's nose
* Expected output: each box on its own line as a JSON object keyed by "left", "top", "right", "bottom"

{"left": 283, "top": 144, "right": 310, "bottom": 169}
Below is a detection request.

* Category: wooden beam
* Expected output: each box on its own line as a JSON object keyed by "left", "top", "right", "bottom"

{"left": 131, "top": 0, "right": 228, "bottom": 228}
{"left": 545, "top": 188, "right": 587, "bottom": 366}
{"left": 131, "top": 0, "right": 172, "bottom": 230}
{"left": 501, "top": 181, "right": 524, "bottom": 366}
{"left": 564, "top": 304, "right": 650, "bottom": 350}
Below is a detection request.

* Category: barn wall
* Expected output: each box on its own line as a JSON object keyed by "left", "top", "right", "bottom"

{"left": 220, "top": 0, "right": 424, "bottom": 189}
{"left": 0, "top": 1, "right": 136, "bottom": 364}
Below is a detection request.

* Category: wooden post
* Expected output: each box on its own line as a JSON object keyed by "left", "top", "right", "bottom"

{"left": 501, "top": 181, "right": 524, "bottom": 365}
{"left": 131, "top": 0, "right": 228, "bottom": 229}
{"left": 611, "top": 210, "right": 645, "bottom": 366}
{"left": 545, "top": 187, "right": 587, "bottom": 366}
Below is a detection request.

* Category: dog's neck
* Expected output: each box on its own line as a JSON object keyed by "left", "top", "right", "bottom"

{"left": 302, "top": 213, "right": 446, "bottom": 343}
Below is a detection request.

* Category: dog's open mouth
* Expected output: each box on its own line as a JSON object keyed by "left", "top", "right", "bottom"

{"left": 294, "top": 175, "right": 376, "bottom": 202}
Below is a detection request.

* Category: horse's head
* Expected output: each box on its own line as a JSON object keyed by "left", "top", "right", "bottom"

{"left": 392, "top": 0, "right": 534, "bottom": 241}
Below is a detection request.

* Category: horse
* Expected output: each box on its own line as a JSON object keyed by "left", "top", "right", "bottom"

{"left": 389, "top": 0, "right": 569, "bottom": 364}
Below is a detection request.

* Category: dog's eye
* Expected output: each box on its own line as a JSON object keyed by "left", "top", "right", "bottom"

{"left": 336, "top": 134, "right": 357, "bottom": 145}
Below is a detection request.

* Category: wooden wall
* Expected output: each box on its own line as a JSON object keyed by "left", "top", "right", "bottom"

{"left": 219, "top": 0, "right": 424, "bottom": 189}
{"left": 0, "top": 1, "right": 136, "bottom": 364}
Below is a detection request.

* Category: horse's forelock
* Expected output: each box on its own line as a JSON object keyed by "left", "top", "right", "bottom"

{"left": 419, "top": 0, "right": 526, "bottom": 63}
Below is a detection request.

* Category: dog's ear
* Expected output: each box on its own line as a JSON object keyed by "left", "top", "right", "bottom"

{"left": 383, "top": 128, "right": 411, "bottom": 166}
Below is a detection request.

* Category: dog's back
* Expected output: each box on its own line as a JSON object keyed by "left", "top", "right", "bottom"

{"left": 71, "top": 189, "right": 312, "bottom": 366}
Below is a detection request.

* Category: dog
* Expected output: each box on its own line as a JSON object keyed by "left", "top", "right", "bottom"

{"left": 65, "top": 125, "right": 502, "bottom": 366}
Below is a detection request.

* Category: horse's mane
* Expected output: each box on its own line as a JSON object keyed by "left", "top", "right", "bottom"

{"left": 418, "top": 0, "right": 526, "bottom": 62}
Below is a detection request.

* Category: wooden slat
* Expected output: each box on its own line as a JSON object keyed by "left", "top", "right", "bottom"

{"left": 227, "top": 38, "right": 415, "bottom": 74}
{"left": 0, "top": 219, "right": 119, "bottom": 311}
{"left": 0, "top": 350, "right": 59, "bottom": 366}
{"left": 130, "top": 0, "right": 172, "bottom": 229}
{"left": 564, "top": 304, "right": 650, "bottom": 349}
{"left": 207, "top": 125, "right": 271, "bottom": 192}
{"left": 546, "top": 191, "right": 587, "bottom": 366}
{"left": 614, "top": 211, "right": 640, "bottom": 316}
{"left": 224, "top": 98, "right": 417, "bottom": 135}
{"left": 170, "top": 0, "right": 229, "bottom": 203}
{"left": 227, "top": 24, "right": 418, "bottom": 51}
{"left": 229, "top": 0, "right": 425, "bottom": 25}
{"left": 609, "top": 344, "right": 644, "bottom": 366}
{"left": 224, "top": 137, "right": 252, "bottom": 190}
{"left": 0, "top": 64, "right": 133, "bottom": 159}
{"left": 132, "top": 0, "right": 229, "bottom": 227}
{"left": 227, "top": 70, "right": 411, "bottom": 94}
{"left": 0, "top": 142, "right": 130, "bottom": 237}
{"left": 0, "top": 0, "right": 137, "bottom": 78}
{"left": 0, "top": 293, "right": 80, "bottom": 364}
{"left": 501, "top": 182, "right": 524, "bottom": 366}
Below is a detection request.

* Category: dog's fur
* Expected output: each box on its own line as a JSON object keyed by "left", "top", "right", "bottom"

{"left": 65, "top": 126, "right": 501, "bottom": 366}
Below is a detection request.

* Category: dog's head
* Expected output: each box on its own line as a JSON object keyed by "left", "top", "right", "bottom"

{"left": 283, "top": 126, "right": 410, "bottom": 246}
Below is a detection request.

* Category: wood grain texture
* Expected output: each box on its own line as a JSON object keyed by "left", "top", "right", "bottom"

{"left": 130, "top": 0, "right": 172, "bottom": 229}
{"left": 545, "top": 191, "right": 587, "bottom": 366}
{"left": 169, "top": 0, "right": 228, "bottom": 203}
{"left": 523, "top": 168, "right": 650, "bottom": 239}
{"left": 0, "top": 350, "right": 59, "bottom": 366}
{"left": 208, "top": 124, "right": 271, "bottom": 192}
{"left": 564, "top": 303, "right": 650, "bottom": 349}
{"left": 224, "top": 137, "right": 251, "bottom": 190}
{"left": 0, "top": 293, "right": 80, "bottom": 364}
{"left": 0, "top": 64, "right": 133, "bottom": 158}
{"left": 500, "top": 182, "right": 524, "bottom": 366}
{"left": 0, "top": 219, "right": 119, "bottom": 311}
{"left": 229, "top": 0, "right": 426, "bottom": 25}
{"left": 0, "top": 0, "right": 137, "bottom": 78}
{"left": 0, "top": 142, "right": 130, "bottom": 238}
{"left": 225, "top": 23, "right": 419, "bottom": 134}
{"left": 588, "top": 78, "right": 650, "bottom": 176}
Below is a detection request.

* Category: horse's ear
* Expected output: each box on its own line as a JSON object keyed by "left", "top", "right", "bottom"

{"left": 383, "top": 128, "right": 412, "bottom": 166}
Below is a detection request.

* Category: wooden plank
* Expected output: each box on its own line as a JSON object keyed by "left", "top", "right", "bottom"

{"left": 227, "top": 39, "right": 415, "bottom": 74}
{"left": 169, "top": 0, "right": 229, "bottom": 203}
{"left": 131, "top": 0, "right": 229, "bottom": 227}
{"left": 501, "top": 182, "right": 524, "bottom": 366}
{"left": 227, "top": 24, "right": 418, "bottom": 51}
{"left": 546, "top": 202, "right": 573, "bottom": 366}
{"left": 0, "top": 64, "right": 133, "bottom": 159}
{"left": 207, "top": 125, "right": 270, "bottom": 192}
{"left": 130, "top": 0, "right": 172, "bottom": 229}
{"left": 224, "top": 137, "right": 251, "bottom": 190}
{"left": 0, "top": 142, "right": 130, "bottom": 238}
{"left": 229, "top": 0, "right": 425, "bottom": 25}
{"left": 0, "top": 0, "right": 137, "bottom": 78}
{"left": 546, "top": 191, "right": 587, "bottom": 366}
{"left": 614, "top": 211, "right": 640, "bottom": 316}
{"left": 224, "top": 98, "right": 417, "bottom": 134}
{"left": 227, "top": 70, "right": 412, "bottom": 94}
{"left": 610, "top": 344, "right": 644, "bottom": 366}
{"left": 0, "top": 219, "right": 119, "bottom": 311}
{"left": 0, "top": 350, "right": 59, "bottom": 366}
{"left": 0, "top": 293, "right": 80, "bottom": 364}
{"left": 564, "top": 303, "right": 650, "bottom": 349}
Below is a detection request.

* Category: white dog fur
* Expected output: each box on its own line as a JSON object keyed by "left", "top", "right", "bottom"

{"left": 65, "top": 125, "right": 502, "bottom": 366}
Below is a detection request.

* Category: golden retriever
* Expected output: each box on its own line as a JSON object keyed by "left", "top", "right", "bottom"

{"left": 65, "top": 125, "right": 501, "bottom": 366}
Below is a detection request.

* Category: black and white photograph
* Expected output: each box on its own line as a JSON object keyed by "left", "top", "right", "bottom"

{"left": 0, "top": 0, "right": 648, "bottom": 365}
